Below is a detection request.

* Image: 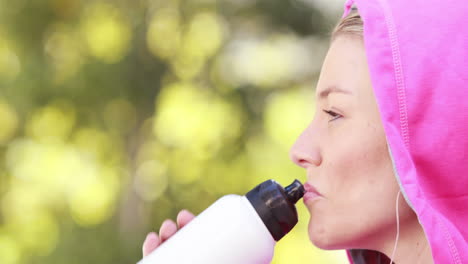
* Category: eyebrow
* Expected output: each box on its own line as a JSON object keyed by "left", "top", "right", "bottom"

{"left": 317, "top": 85, "right": 352, "bottom": 99}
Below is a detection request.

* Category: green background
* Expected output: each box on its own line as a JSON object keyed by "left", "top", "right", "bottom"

{"left": 0, "top": 0, "right": 349, "bottom": 263}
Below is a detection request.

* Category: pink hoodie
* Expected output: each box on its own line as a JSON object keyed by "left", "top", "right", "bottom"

{"left": 340, "top": 0, "right": 468, "bottom": 263}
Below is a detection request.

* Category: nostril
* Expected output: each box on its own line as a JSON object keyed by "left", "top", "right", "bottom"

{"left": 290, "top": 151, "right": 310, "bottom": 168}
{"left": 290, "top": 151, "right": 321, "bottom": 168}
{"left": 289, "top": 136, "right": 321, "bottom": 168}
{"left": 290, "top": 151, "right": 304, "bottom": 168}
{"left": 298, "top": 159, "right": 310, "bottom": 169}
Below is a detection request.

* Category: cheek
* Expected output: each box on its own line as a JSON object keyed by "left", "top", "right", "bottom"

{"left": 326, "top": 123, "right": 390, "bottom": 194}
{"left": 307, "top": 123, "right": 400, "bottom": 248}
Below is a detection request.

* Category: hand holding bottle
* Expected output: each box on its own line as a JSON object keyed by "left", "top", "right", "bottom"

{"left": 142, "top": 210, "right": 195, "bottom": 257}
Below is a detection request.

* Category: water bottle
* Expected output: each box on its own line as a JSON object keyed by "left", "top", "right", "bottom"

{"left": 137, "top": 179, "right": 305, "bottom": 264}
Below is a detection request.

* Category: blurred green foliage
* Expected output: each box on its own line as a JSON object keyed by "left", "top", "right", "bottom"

{"left": 0, "top": 0, "right": 349, "bottom": 263}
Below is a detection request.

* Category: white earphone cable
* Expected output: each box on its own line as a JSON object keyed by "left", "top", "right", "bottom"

{"left": 389, "top": 190, "right": 401, "bottom": 264}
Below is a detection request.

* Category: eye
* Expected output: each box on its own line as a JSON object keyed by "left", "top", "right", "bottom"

{"left": 322, "top": 109, "right": 342, "bottom": 122}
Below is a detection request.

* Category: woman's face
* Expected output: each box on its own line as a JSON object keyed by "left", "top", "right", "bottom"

{"left": 290, "top": 36, "right": 414, "bottom": 250}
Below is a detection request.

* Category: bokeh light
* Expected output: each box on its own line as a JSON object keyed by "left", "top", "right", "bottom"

{"left": 0, "top": 235, "right": 21, "bottom": 264}
{"left": 25, "top": 101, "right": 76, "bottom": 141}
{"left": 68, "top": 166, "right": 120, "bottom": 226}
{"left": 170, "top": 12, "right": 225, "bottom": 80}
{"left": 44, "top": 23, "right": 84, "bottom": 83}
{"left": 0, "top": 0, "right": 351, "bottom": 263}
{"left": 153, "top": 82, "right": 243, "bottom": 156}
{"left": 147, "top": 7, "right": 182, "bottom": 60}
{"left": 80, "top": 2, "right": 131, "bottom": 63}
{"left": 183, "top": 12, "right": 225, "bottom": 59}
{"left": 264, "top": 86, "right": 315, "bottom": 149}
{"left": 218, "top": 35, "right": 325, "bottom": 88}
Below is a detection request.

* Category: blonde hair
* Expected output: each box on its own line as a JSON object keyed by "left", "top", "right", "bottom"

{"left": 331, "top": 7, "right": 363, "bottom": 41}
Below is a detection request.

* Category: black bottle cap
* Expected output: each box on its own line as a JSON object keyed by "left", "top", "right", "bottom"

{"left": 245, "top": 179, "right": 305, "bottom": 241}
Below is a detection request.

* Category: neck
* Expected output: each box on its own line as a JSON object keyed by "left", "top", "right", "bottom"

{"left": 377, "top": 214, "right": 434, "bottom": 264}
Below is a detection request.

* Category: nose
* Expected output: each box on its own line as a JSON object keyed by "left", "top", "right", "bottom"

{"left": 289, "top": 122, "right": 322, "bottom": 169}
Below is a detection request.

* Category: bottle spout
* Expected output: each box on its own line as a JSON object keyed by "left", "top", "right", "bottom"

{"left": 246, "top": 179, "right": 304, "bottom": 241}
{"left": 284, "top": 179, "right": 305, "bottom": 204}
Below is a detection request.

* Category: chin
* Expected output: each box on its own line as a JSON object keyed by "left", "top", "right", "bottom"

{"left": 309, "top": 234, "right": 344, "bottom": 250}
{"left": 308, "top": 222, "right": 353, "bottom": 250}
{"left": 308, "top": 228, "right": 339, "bottom": 250}
{"left": 308, "top": 226, "right": 374, "bottom": 252}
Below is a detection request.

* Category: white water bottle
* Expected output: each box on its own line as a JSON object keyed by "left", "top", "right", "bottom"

{"left": 137, "top": 179, "right": 305, "bottom": 264}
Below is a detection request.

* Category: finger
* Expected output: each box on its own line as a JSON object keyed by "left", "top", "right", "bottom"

{"left": 176, "top": 209, "right": 195, "bottom": 229}
{"left": 159, "top": 219, "right": 178, "bottom": 243}
{"left": 142, "top": 232, "right": 160, "bottom": 257}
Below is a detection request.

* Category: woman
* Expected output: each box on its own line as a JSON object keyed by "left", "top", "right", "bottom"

{"left": 142, "top": 0, "right": 468, "bottom": 263}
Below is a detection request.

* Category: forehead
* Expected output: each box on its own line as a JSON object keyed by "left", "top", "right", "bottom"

{"left": 315, "top": 36, "right": 367, "bottom": 99}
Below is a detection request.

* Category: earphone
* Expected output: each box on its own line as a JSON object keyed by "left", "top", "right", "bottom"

{"left": 389, "top": 190, "right": 401, "bottom": 264}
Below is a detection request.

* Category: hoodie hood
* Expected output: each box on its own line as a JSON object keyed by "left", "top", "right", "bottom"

{"left": 340, "top": 0, "right": 468, "bottom": 263}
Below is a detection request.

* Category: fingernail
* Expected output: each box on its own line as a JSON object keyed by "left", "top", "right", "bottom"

{"left": 160, "top": 219, "right": 175, "bottom": 231}
{"left": 146, "top": 232, "right": 157, "bottom": 240}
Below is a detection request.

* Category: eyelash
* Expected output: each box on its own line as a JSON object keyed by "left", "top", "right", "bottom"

{"left": 322, "top": 109, "right": 342, "bottom": 122}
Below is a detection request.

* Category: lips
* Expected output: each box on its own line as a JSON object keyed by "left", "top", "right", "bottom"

{"left": 304, "top": 182, "right": 322, "bottom": 195}
{"left": 303, "top": 182, "right": 323, "bottom": 203}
